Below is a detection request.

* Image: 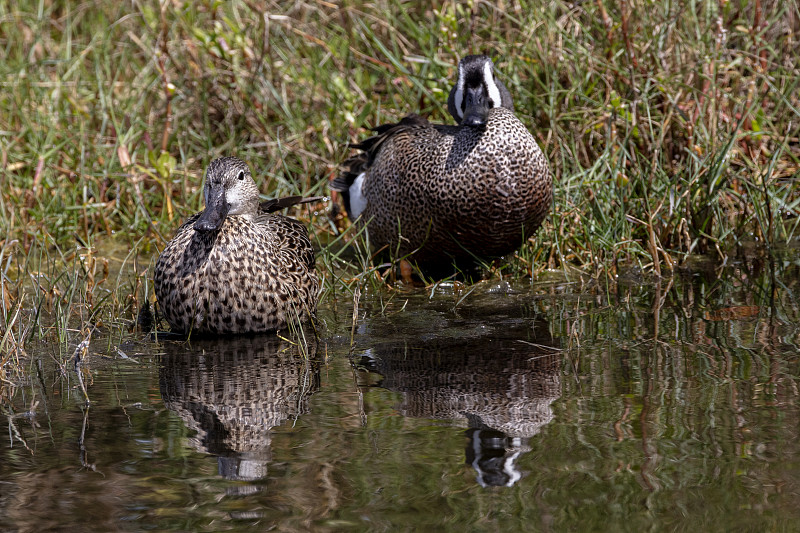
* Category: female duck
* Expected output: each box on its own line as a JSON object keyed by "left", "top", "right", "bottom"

{"left": 331, "top": 55, "right": 552, "bottom": 268}
{"left": 155, "top": 156, "right": 318, "bottom": 335}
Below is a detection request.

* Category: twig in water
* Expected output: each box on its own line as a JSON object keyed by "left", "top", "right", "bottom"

{"left": 516, "top": 340, "right": 563, "bottom": 352}
{"left": 71, "top": 335, "right": 92, "bottom": 406}
{"left": 78, "top": 405, "right": 98, "bottom": 472}
{"left": 349, "top": 283, "right": 360, "bottom": 352}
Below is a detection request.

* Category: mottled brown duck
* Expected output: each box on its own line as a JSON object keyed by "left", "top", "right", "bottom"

{"left": 154, "top": 156, "right": 318, "bottom": 335}
{"left": 331, "top": 54, "right": 552, "bottom": 269}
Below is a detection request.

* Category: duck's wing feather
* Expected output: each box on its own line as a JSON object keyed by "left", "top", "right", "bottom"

{"left": 254, "top": 209, "right": 317, "bottom": 272}
{"left": 353, "top": 113, "right": 430, "bottom": 161}
{"left": 331, "top": 114, "right": 431, "bottom": 193}
{"left": 259, "top": 195, "right": 322, "bottom": 214}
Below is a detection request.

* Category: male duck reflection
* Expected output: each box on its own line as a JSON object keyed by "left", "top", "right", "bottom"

{"left": 331, "top": 54, "right": 552, "bottom": 269}
{"left": 154, "top": 156, "right": 319, "bottom": 335}
{"left": 355, "top": 313, "right": 561, "bottom": 488}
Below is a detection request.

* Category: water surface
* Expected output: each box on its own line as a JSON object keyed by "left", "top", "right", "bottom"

{"left": 2, "top": 250, "right": 800, "bottom": 531}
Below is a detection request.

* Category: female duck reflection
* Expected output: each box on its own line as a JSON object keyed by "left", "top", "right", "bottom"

{"left": 159, "top": 336, "right": 319, "bottom": 482}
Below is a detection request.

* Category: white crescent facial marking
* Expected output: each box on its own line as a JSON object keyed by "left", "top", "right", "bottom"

{"left": 454, "top": 62, "right": 465, "bottom": 119}
{"left": 349, "top": 173, "right": 367, "bottom": 219}
{"left": 503, "top": 450, "right": 523, "bottom": 487}
{"left": 484, "top": 61, "right": 501, "bottom": 108}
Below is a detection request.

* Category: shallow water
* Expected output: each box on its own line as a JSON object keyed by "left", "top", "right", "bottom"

{"left": 2, "top": 250, "right": 800, "bottom": 531}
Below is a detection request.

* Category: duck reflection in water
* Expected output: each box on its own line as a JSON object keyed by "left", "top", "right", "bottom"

{"left": 159, "top": 336, "right": 319, "bottom": 482}
{"left": 355, "top": 318, "right": 560, "bottom": 488}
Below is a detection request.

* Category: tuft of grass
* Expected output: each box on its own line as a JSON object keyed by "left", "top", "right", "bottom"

{"left": 520, "top": 0, "right": 800, "bottom": 278}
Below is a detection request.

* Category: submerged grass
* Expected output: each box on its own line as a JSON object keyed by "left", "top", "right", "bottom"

{"left": 0, "top": 0, "right": 798, "bottom": 373}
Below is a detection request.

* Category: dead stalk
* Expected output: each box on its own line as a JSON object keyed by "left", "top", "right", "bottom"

{"left": 350, "top": 283, "right": 360, "bottom": 352}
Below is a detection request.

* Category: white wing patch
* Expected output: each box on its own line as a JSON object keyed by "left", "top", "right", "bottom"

{"left": 349, "top": 173, "right": 368, "bottom": 219}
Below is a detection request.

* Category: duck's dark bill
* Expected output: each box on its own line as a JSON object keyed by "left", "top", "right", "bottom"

{"left": 462, "top": 86, "right": 490, "bottom": 127}
{"left": 194, "top": 189, "right": 229, "bottom": 232}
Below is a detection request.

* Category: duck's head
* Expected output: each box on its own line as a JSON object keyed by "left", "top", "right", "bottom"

{"left": 194, "top": 156, "right": 260, "bottom": 232}
{"left": 447, "top": 55, "right": 513, "bottom": 128}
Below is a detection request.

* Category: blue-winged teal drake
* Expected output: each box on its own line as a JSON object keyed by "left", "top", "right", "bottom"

{"left": 331, "top": 55, "right": 552, "bottom": 267}
{"left": 154, "top": 156, "right": 319, "bottom": 335}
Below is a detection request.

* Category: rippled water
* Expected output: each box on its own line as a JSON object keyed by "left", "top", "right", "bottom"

{"left": 2, "top": 250, "right": 800, "bottom": 531}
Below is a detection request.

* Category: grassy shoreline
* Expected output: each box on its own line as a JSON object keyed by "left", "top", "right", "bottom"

{"left": 1, "top": 1, "right": 799, "bottom": 358}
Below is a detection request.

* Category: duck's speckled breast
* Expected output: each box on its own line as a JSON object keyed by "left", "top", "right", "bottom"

{"left": 154, "top": 214, "right": 318, "bottom": 335}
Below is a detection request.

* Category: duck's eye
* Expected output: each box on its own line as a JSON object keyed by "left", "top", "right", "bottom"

{"left": 237, "top": 171, "right": 245, "bottom": 181}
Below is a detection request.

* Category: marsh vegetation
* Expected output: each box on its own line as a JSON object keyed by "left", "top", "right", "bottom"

{"left": 2, "top": 1, "right": 798, "bottom": 343}
{"left": 0, "top": 2, "right": 799, "bottom": 527}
